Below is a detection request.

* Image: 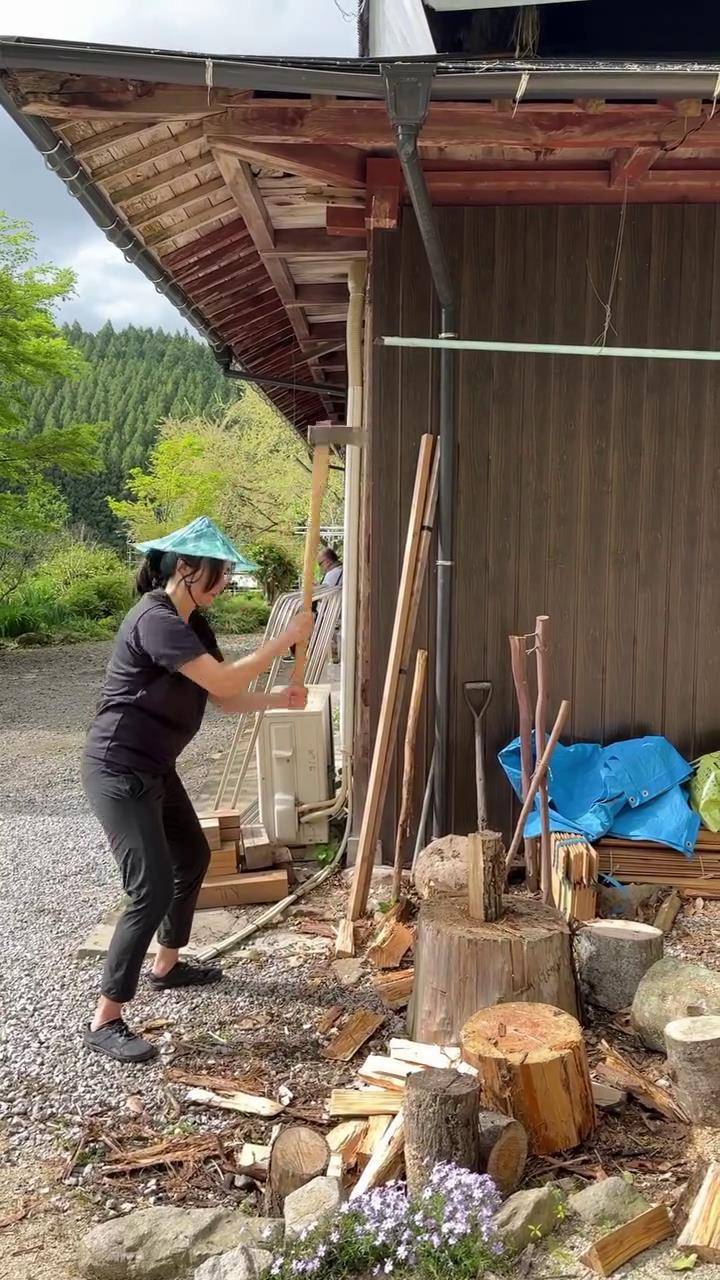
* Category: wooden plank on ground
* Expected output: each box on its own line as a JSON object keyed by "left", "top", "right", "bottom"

{"left": 595, "top": 1041, "right": 689, "bottom": 1122}
{"left": 322, "top": 1010, "right": 385, "bottom": 1063}
{"left": 581, "top": 1204, "right": 673, "bottom": 1276}
{"left": 327, "top": 1089, "right": 402, "bottom": 1118}
{"left": 357, "top": 1054, "right": 421, "bottom": 1091}
{"left": 197, "top": 869, "right": 288, "bottom": 910}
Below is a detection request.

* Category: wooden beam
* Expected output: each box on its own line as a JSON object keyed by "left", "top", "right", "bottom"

{"left": 309, "top": 323, "right": 345, "bottom": 341}
{"left": 420, "top": 167, "right": 720, "bottom": 205}
{"left": 145, "top": 198, "right": 237, "bottom": 249}
{"left": 366, "top": 159, "right": 401, "bottom": 230}
{"left": 264, "top": 229, "right": 366, "bottom": 259}
{"left": 327, "top": 205, "right": 366, "bottom": 237}
{"left": 174, "top": 236, "right": 255, "bottom": 286}
{"left": 293, "top": 284, "right": 348, "bottom": 305}
{"left": 72, "top": 120, "right": 164, "bottom": 159}
{"left": 92, "top": 125, "right": 205, "bottom": 184}
{"left": 203, "top": 280, "right": 277, "bottom": 323}
{"left": 111, "top": 152, "right": 215, "bottom": 204}
{"left": 609, "top": 146, "right": 663, "bottom": 187}
{"left": 20, "top": 77, "right": 250, "bottom": 121}
{"left": 132, "top": 176, "right": 227, "bottom": 230}
{"left": 200, "top": 271, "right": 275, "bottom": 315}
{"left": 206, "top": 132, "right": 366, "bottom": 190}
{"left": 208, "top": 100, "right": 720, "bottom": 151}
{"left": 212, "top": 148, "right": 335, "bottom": 407}
{"left": 188, "top": 248, "right": 262, "bottom": 298}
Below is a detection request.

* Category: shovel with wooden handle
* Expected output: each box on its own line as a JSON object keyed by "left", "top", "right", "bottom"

{"left": 463, "top": 680, "right": 493, "bottom": 830}
{"left": 292, "top": 444, "right": 330, "bottom": 687}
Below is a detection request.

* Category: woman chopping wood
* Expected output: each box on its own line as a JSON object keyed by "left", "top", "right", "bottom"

{"left": 81, "top": 516, "right": 312, "bottom": 1064}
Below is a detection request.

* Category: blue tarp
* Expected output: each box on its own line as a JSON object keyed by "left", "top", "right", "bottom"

{"left": 498, "top": 734, "right": 700, "bottom": 856}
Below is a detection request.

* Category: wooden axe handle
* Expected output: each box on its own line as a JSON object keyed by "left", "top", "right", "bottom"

{"left": 292, "top": 444, "right": 330, "bottom": 686}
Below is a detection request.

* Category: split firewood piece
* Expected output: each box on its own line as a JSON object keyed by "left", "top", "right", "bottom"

{"left": 591, "top": 1082, "right": 627, "bottom": 1111}
{"left": 367, "top": 904, "right": 414, "bottom": 969}
{"left": 185, "top": 1087, "right": 284, "bottom": 1117}
{"left": 654, "top": 888, "right": 683, "bottom": 934}
{"left": 373, "top": 967, "right": 414, "bottom": 1009}
{"left": 357, "top": 1054, "right": 422, "bottom": 1091}
{"left": 595, "top": 1041, "right": 689, "bottom": 1123}
{"left": 326, "top": 1153, "right": 343, "bottom": 1179}
{"left": 467, "top": 831, "right": 505, "bottom": 923}
{"left": 665, "top": 1016, "right": 720, "bottom": 1125}
{"left": 388, "top": 1038, "right": 473, "bottom": 1072}
{"left": 326, "top": 1120, "right": 367, "bottom": 1172}
{"left": 327, "top": 1089, "right": 402, "bottom": 1117}
{"left": 460, "top": 1002, "right": 595, "bottom": 1155}
{"left": 573, "top": 920, "right": 664, "bottom": 1013}
{"left": 357, "top": 1114, "right": 392, "bottom": 1168}
{"left": 334, "top": 918, "right": 356, "bottom": 959}
{"left": 404, "top": 1069, "right": 481, "bottom": 1199}
{"left": 265, "top": 1126, "right": 330, "bottom": 1215}
{"left": 238, "top": 1143, "right": 271, "bottom": 1172}
{"left": 477, "top": 1110, "right": 528, "bottom": 1197}
{"left": 315, "top": 1005, "right": 343, "bottom": 1035}
{"left": 581, "top": 1205, "right": 673, "bottom": 1276}
{"left": 322, "top": 1010, "right": 385, "bottom": 1063}
{"left": 349, "top": 1111, "right": 405, "bottom": 1200}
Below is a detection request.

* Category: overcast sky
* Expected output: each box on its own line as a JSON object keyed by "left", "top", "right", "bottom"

{"left": 2, "top": 1, "right": 357, "bottom": 332}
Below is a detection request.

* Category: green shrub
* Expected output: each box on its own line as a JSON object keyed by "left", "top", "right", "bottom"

{"left": 209, "top": 593, "right": 270, "bottom": 635}
{"left": 61, "top": 571, "right": 132, "bottom": 620}
{"left": 247, "top": 538, "right": 298, "bottom": 603}
{"left": 0, "top": 537, "right": 133, "bottom": 643}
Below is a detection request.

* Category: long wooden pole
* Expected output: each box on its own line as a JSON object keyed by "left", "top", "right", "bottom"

{"left": 392, "top": 648, "right": 428, "bottom": 903}
{"left": 534, "top": 615, "right": 552, "bottom": 903}
{"left": 505, "top": 699, "right": 570, "bottom": 873}
{"left": 292, "top": 444, "right": 330, "bottom": 686}
{"left": 346, "top": 434, "right": 436, "bottom": 925}
{"left": 509, "top": 635, "right": 539, "bottom": 893}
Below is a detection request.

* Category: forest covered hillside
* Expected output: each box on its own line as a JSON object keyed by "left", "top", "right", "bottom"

{"left": 23, "top": 322, "right": 238, "bottom": 543}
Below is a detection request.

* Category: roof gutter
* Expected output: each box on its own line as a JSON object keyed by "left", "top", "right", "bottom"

{"left": 2, "top": 36, "right": 720, "bottom": 101}
{"left": 0, "top": 78, "right": 345, "bottom": 407}
{"left": 384, "top": 62, "right": 457, "bottom": 839}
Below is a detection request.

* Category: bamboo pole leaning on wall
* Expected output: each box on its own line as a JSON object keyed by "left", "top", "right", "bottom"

{"left": 392, "top": 648, "right": 428, "bottom": 904}
{"left": 292, "top": 444, "right": 330, "bottom": 687}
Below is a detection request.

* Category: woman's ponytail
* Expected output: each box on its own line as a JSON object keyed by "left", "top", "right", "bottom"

{"left": 136, "top": 549, "right": 178, "bottom": 595}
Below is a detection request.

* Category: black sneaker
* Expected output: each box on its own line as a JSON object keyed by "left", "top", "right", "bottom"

{"left": 83, "top": 1018, "right": 158, "bottom": 1064}
{"left": 148, "top": 960, "right": 223, "bottom": 991}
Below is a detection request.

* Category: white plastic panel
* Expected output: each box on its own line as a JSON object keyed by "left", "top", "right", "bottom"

{"left": 367, "top": 0, "right": 435, "bottom": 56}
{"left": 256, "top": 685, "right": 333, "bottom": 846}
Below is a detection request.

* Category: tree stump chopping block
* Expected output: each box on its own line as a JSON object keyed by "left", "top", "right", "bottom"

{"left": 665, "top": 1016, "right": 720, "bottom": 1126}
{"left": 404, "top": 1068, "right": 481, "bottom": 1199}
{"left": 460, "top": 1002, "right": 596, "bottom": 1155}
{"left": 409, "top": 895, "right": 577, "bottom": 1044}
{"left": 573, "top": 920, "right": 663, "bottom": 1012}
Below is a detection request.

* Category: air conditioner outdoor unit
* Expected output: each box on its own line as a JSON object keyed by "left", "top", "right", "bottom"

{"left": 256, "top": 684, "right": 335, "bottom": 846}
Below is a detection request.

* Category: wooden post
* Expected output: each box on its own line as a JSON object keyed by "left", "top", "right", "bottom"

{"left": 505, "top": 700, "right": 570, "bottom": 872}
{"left": 509, "top": 635, "right": 539, "bottom": 892}
{"left": 460, "top": 1002, "right": 596, "bottom": 1155}
{"left": 292, "top": 443, "right": 330, "bottom": 686}
{"left": 392, "top": 648, "right": 428, "bottom": 903}
{"left": 534, "top": 616, "right": 552, "bottom": 902}
{"left": 404, "top": 1068, "right": 481, "bottom": 1199}
{"left": 467, "top": 831, "right": 504, "bottom": 922}
{"left": 346, "top": 435, "right": 437, "bottom": 926}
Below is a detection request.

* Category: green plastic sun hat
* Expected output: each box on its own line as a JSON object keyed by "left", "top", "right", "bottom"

{"left": 136, "top": 516, "right": 257, "bottom": 571}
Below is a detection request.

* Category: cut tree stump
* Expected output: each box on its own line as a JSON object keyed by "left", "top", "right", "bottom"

{"left": 265, "top": 1126, "right": 330, "bottom": 1215}
{"left": 404, "top": 1068, "right": 481, "bottom": 1199}
{"left": 573, "top": 920, "right": 664, "bottom": 1012}
{"left": 665, "top": 1015, "right": 720, "bottom": 1125}
{"left": 460, "top": 1002, "right": 596, "bottom": 1155}
{"left": 409, "top": 896, "right": 577, "bottom": 1043}
{"left": 677, "top": 1162, "right": 720, "bottom": 1262}
{"left": 467, "top": 831, "right": 504, "bottom": 922}
{"left": 477, "top": 1110, "right": 528, "bottom": 1196}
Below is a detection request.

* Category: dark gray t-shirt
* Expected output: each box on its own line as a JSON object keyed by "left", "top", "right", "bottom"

{"left": 85, "top": 590, "right": 222, "bottom": 774}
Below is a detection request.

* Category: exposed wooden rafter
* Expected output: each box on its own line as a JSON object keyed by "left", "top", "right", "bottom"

{"left": 93, "top": 125, "right": 205, "bottom": 183}
{"left": 264, "top": 229, "right": 366, "bottom": 259}
{"left": 131, "top": 175, "right": 226, "bottom": 230}
{"left": 71, "top": 120, "right": 165, "bottom": 158}
{"left": 211, "top": 148, "right": 335, "bottom": 413}
{"left": 111, "top": 152, "right": 215, "bottom": 204}
{"left": 161, "top": 219, "right": 248, "bottom": 269}
{"left": 327, "top": 206, "right": 366, "bottom": 237}
{"left": 19, "top": 76, "right": 251, "bottom": 120}
{"left": 145, "top": 198, "right": 237, "bottom": 249}
{"left": 609, "top": 146, "right": 663, "bottom": 187}
{"left": 206, "top": 132, "right": 366, "bottom": 189}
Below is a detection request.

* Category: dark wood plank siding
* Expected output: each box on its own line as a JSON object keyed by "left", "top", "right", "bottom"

{"left": 362, "top": 205, "right": 720, "bottom": 844}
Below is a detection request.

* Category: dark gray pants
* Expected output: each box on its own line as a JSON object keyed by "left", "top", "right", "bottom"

{"left": 82, "top": 758, "right": 210, "bottom": 1004}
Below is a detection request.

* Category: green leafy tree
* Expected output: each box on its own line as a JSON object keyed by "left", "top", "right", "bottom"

{"left": 0, "top": 212, "right": 99, "bottom": 595}
{"left": 248, "top": 539, "right": 299, "bottom": 603}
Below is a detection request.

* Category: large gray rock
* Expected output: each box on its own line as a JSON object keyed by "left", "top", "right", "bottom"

{"left": 78, "top": 1208, "right": 283, "bottom": 1280}
{"left": 414, "top": 835, "right": 469, "bottom": 900}
{"left": 569, "top": 1176, "right": 650, "bottom": 1227}
{"left": 194, "top": 1247, "right": 272, "bottom": 1280}
{"left": 492, "top": 1185, "right": 563, "bottom": 1251}
{"left": 631, "top": 956, "right": 720, "bottom": 1051}
{"left": 283, "top": 1176, "right": 343, "bottom": 1241}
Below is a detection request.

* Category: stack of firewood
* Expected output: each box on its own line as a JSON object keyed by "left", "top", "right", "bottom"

{"left": 197, "top": 808, "right": 292, "bottom": 908}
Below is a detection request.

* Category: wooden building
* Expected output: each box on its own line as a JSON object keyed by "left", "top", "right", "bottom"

{"left": 3, "top": 23, "right": 720, "bottom": 850}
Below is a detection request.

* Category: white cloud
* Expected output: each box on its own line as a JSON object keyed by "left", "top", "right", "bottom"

{"left": 58, "top": 239, "right": 189, "bottom": 332}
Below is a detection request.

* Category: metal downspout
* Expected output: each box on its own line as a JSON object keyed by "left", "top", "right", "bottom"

{"left": 383, "top": 63, "right": 457, "bottom": 838}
